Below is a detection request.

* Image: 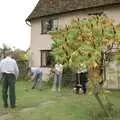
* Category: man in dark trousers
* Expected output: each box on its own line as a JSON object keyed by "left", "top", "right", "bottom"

{"left": 74, "top": 69, "right": 88, "bottom": 94}
{"left": 80, "top": 70, "right": 88, "bottom": 94}
{"left": 0, "top": 53, "right": 19, "bottom": 108}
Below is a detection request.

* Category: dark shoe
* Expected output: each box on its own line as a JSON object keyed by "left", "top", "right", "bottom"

{"left": 4, "top": 104, "right": 8, "bottom": 108}
{"left": 31, "top": 86, "right": 35, "bottom": 89}
{"left": 11, "top": 105, "right": 16, "bottom": 109}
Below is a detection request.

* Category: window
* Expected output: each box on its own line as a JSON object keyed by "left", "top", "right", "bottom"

{"left": 41, "top": 18, "right": 58, "bottom": 34}
{"left": 41, "top": 50, "right": 54, "bottom": 67}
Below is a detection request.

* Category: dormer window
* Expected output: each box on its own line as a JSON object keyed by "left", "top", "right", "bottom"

{"left": 41, "top": 17, "right": 58, "bottom": 34}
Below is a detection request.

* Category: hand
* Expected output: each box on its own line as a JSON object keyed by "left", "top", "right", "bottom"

{"left": 51, "top": 69, "right": 55, "bottom": 73}
{"left": 31, "top": 75, "right": 35, "bottom": 81}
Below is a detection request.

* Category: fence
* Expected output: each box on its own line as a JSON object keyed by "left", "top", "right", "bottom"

{"left": 62, "top": 61, "right": 120, "bottom": 90}
{"left": 104, "top": 60, "right": 120, "bottom": 90}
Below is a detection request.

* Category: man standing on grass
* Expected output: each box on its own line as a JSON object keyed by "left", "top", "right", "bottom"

{"left": 0, "top": 53, "right": 19, "bottom": 108}
{"left": 52, "top": 62, "right": 63, "bottom": 92}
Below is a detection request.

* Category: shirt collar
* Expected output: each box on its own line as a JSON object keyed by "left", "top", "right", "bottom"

{"left": 6, "top": 56, "right": 12, "bottom": 59}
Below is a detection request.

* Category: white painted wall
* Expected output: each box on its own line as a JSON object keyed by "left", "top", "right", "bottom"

{"left": 30, "top": 19, "right": 52, "bottom": 67}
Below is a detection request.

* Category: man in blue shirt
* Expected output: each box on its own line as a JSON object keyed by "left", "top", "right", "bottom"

{"left": 27, "top": 67, "right": 42, "bottom": 90}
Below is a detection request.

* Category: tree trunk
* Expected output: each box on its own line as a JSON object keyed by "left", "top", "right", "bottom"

{"left": 94, "top": 93, "right": 111, "bottom": 118}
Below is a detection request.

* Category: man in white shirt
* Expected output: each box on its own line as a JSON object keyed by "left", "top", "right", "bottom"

{"left": 52, "top": 62, "right": 63, "bottom": 92}
{"left": 0, "top": 54, "right": 19, "bottom": 108}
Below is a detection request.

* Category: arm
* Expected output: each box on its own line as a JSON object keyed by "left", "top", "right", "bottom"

{"left": 31, "top": 75, "right": 35, "bottom": 81}
{"left": 14, "top": 61, "right": 19, "bottom": 79}
{"left": 0, "top": 60, "right": 3, "bottom": 74}
{"left": 60, "top": 64, "right": 63, "bottom": 74}
{"left": 0, "top": 60, "right": 3, "bottom": 80}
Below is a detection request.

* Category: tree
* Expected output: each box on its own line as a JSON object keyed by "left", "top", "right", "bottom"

{"left": 50, "top": 15, "right": 120, "bottom": 117}
{"left": 0, "top": 44, "right": 12, "bottom": 58}
{"left": 12, "top": 48, "right": 28, "bottom": 79}
{"left": 12, "top": 48, "right": 28, "bottom": 61}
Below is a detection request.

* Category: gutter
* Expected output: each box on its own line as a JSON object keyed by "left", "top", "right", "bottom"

{"left": 25, "top": 20, "right": 31, "bottom": 27}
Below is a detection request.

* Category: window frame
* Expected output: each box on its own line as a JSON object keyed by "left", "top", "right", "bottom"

{"left": 40, "top": 50, "right": 53, "bottom": 67}
{"left": 41, "top": 17, "right": 58, "bottom": 34}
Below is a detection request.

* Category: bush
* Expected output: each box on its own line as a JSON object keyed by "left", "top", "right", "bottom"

{"left": 17, "top": 60, "right": 29, "bottom": 80}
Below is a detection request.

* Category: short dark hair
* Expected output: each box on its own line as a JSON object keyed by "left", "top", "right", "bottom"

{"left": 4, "top": 51, "right": 13, "bottom": 58}
{"left": 27, "top": 67, "right": 33, "bottom": 76}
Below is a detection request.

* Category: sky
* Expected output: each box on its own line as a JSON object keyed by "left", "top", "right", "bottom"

{"left": 0, "top": 0, "right": 39, "bottom": 51}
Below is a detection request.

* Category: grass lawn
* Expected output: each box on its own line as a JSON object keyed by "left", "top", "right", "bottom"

{"left": 0, "top": 81, "right": 120, "bottom": 120}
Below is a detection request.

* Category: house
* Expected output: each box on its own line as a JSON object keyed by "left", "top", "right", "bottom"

{"left": 26, "top": 0, "right": 120, "bottom": 79}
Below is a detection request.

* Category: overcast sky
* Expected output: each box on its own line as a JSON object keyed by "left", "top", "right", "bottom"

{"left": 0, "top": 0, "right": 39, "bottom": 51}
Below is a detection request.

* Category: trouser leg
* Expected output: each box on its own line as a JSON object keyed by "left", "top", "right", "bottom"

{"left": 38, "top": 79, "right": 42, "bottom": 89}
{"left": 58, "top": 74, "right": 62, "bottom": 91}
{"left": 82, "top": 83, "right": 86, "bottom": 94}
{"left": 8, "top": 74, "right": 16, "bottom": 107}
{"left": 2, "top": 74, "right": 8, "bottom": 107}
{"left": 32, "top": 82, "right": 37, "bottom": 89}
{"left": 76, "top": 86, "right": 80, "bottom": 94}
{"left": 52, "top": 75, "right": 57, "bottom": 91}
{"left": 31, "top": 75, "right": 38, "bottom": 89}
{"left": 38, "top": 73, "right": 43, "bottom": 89}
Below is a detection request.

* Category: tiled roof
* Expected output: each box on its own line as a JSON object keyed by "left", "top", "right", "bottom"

{"left": 26, "top": 0, "right": 120, "bottom": 21}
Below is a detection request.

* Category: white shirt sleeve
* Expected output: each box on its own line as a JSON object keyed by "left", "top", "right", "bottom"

{"left": 0, "top": 61, "right": 2, "bottom": 74}
{"left": 0, "top": 60, "right": 3, "bottom": 79}
{"left": 14, "top": 60, "right": 19, "bottom": 79}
